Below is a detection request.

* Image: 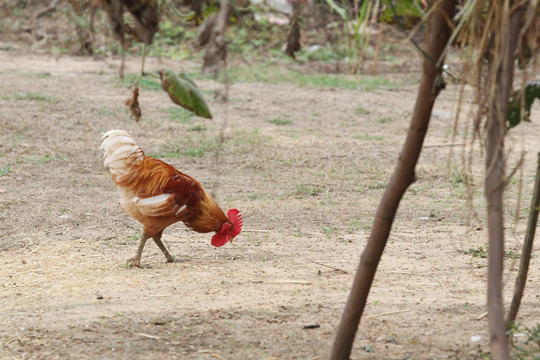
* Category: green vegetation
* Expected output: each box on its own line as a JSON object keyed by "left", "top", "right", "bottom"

{"left": 230, "top": 129, "right": 272, "bottom": 151}
{"left": 219, "top": 63, "right": 411, "bottom": 91}
{"left": 188, "top": 124, "right": 208, "bottom": 132}
{"left": 148, "top": 21, "right": 197, "bottom": 60}
{"left": 322, "top": 226, "right": 338, "bottom": 236}
{"left": 164, "top": 106, "right": 194, "bottom": 124}
{"left": 509, "top": 322, "right": 540, "bottom": 359}
{"left": 14, "top": 92, "right": 59, "bottom": 103}
{"left": 355, "top": 133, "right": 384, "bottom": 141}
{"left": 0, "top": 165, "right": 11, "bottom": 176}
{"left": 152, "top": 128, "right": 269, "bottom": 158}
{"left": 265, "top": 117, "right": 292, "bottom": 126}
{"left": 97, "top": 107, "right": 117, "bottom": 117}
{"left": 347, "top": 220, "right": 362, "bottom": 233}
{"left": 354, "top": 106, "right": 371, "bottom": 115}
{"left": 156, "top": 136, "right": 221, "bottom": 158}
{"left": 296, "top": 185, "right": 324, "bottom": 196}
{"left": 376, "top": 116, "right": 395, "bottom": 124}
{"left": 468, "top": 246, "right": 487, "bottom": 258}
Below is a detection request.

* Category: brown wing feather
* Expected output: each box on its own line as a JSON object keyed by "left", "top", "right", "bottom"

{"left": 163, "top": 175, "right": 228, "bottom": 233}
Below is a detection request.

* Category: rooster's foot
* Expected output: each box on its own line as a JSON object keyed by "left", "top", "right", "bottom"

{"left": 126, "top": 258, "right": 150, "bottom": 268}
{"left": 166, "top": 256, "right": 190, "bottom": 264}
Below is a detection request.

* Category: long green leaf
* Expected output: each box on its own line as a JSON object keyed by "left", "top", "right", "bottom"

{"left": 159, "top": 69, "right": 212, "bottom": 119}
{"left": 324, "top": 0, "right": 347, "bottom": 20}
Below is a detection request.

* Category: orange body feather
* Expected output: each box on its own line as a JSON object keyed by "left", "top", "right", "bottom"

{"left": 122, "top": 155, "right": 228, "bottom": 237}
{"left": 101, "top": 130, "right": 242, "bottom": 266}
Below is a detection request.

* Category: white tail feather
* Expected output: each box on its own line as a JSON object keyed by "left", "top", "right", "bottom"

{"left": 101, "top": 130, "right": 144, "bottom": 184}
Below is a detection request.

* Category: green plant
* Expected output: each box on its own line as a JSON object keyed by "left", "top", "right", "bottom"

{"left": 154, "top": 136, "right": 221, "bottom": 158}
{"left": 509, "top": 322, "right": 540, "bottom": 359}
{"left": 165, "top": 106, "right": 194, "bottom": 124}
{"left": 347, "top": 220, "right": 362, "bottom": 232}
{"left": 355, "top": 133, "right": 384, "bottom": 141}
{"left": 265, "top": 117, "right": 292, "bottom": 126}
{"left": 14, "top": 92, "right": 59, "bottom": 103}
{"left": 377, "top": 116, "right": 395, "bottom": 124}
{"left": 468, "top": 246, "right": 487, "bottom": 258}
{"left": 230, "top": 129, "right": 272, "bottom": 151}
{"left": 322, "top": 226, "right": 338, "bottom": 236}
{"left": 0, "top": 165, "right": 11, "bottom": 176}
{"left": 296, "top": 185, "right": 324, "bottom": 196}
{"left": 98, "top": 107, "right": 117, "bottom": 117}
{"left": 354, "top": 106, "right": 371, "bottom": 115}
{"left": 505, "top": 249, "right": 520, "bottom": 259}
{"left": 188, "top": 124, "right": 208, "bottom": 132}
{"left": 221, "top": 63, "right": 410, "bottom": 91}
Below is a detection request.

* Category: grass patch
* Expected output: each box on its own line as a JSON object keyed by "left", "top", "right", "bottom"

{"left": 98, "top": 107, "right": 117, "bottom": 117}
{"left": 164, "top": 106, "right": 194, "bottom": 124}
{"left": 230, "top": 129, "right": 272, "bottom": 152}
{"left": 155, "top": 137, "right": 221, "bottom": 158}
{"left": 152, "top": 129, "right": 269, "bottom": 159}
{"left": 322, "top": 226, "right": 338, "bottom": 236}
{"left": 347, "top": 220, "right": 363, "bottom": 233}
{"left": 354, "top": 106, "right": 371, "bottom": 115}
{"left": 468, "top": 246, "right": 487, "bottom": 258}
{"left": 188, "top": 124, "right": 208, "bottom": 132}
{"left": 265, "top": 117, "right": 292, "bottom": 126}
{"left": 0, "top": 165, "right": 11, "bottom": 176}
{"left": 220, "top": 63, "right": 411, "bottom": 91}
{"left": 449, "top": 164, "right": 470, "bottom": 186}
{"left": 355, "top": 133, "right": 384, "bottom": 141}
{"left": 14, "top": 92, "right": 59, "bottom": 103}
{"left": 296, "top": 185, "right": 324, "bottom": 196}
{"left": 376, "top": 116, "right": 395, "bottom": 124}
{"left": 509, "top": 322, "right": 540, "bottom": 359}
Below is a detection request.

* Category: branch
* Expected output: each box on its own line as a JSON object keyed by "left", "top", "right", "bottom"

{"left": 506, "top": 151, "right": 540, "bottom": 326}
{"left": 328, "top": 1, "right": 456, "bottom": 359}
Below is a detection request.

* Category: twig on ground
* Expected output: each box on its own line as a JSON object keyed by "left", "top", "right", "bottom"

{"left": 365, "top": 309, "right": 411, "bottom": 319}
{"left": 307, "top": 258, "right": 348, "bottom": 274}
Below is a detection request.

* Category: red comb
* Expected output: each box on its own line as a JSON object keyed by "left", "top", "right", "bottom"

{"left": 228, "top": 209, "right": 243, "bottom": 237}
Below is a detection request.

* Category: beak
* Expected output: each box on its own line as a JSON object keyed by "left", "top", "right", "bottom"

{"left": 229, "top": 235, "right": 233, "bottom": 243}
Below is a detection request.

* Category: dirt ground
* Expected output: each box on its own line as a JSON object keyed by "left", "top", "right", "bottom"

{"left": 0, "top": 48, "right": 539, "bottom": 360}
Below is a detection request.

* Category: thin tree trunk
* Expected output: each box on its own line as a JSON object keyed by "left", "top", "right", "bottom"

{"left": 506, "top": 152, "right": 540, "bottom": 326}
{"left": 202, "top": 0, "right": 231, "bottom": 76}
{"left": 329, "top": 1, "right": 456, "bottom": 359}
{"left": 484, "top": 4, "right": 524, "bottom": 359}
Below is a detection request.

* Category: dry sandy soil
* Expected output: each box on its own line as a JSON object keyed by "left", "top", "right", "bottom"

{"left": 0, "top": 49, "right": 539, "bottom": 360}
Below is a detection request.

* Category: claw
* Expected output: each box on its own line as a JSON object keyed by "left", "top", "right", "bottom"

{"left": 127, "top": 257, "right": 148, "bottom": 268}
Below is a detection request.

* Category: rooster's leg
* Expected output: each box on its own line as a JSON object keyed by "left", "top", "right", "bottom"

{"left": 152, "top": 231, "right": 176, "bottom": 263}
{"left": 127, "top": 233, "right": 148, "bottom": 268}
{"left": 152, "top": 231, "right": 188, "bottom": 263}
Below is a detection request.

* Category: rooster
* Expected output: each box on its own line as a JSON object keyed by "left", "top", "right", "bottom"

{"left": 101, "top": 130, "right": 243, "bottom": 267}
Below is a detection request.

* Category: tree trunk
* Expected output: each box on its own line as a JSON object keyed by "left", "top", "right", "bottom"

{"left": 201, "top": 0, "right": 232, "bottom": 76}
{"left": 506, "top": 152, "right": 540, "bottom": 326}
{"left": 484, "top": 4, "right": 524, "bottom": 360}
{"left": 328, "top": 1, "right": 456, "bottom": 359}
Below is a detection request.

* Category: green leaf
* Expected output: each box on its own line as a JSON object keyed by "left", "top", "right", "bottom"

{"left": 324, "top": 0, "right": 347, "bottom": 20}
{"left": 379, "top": 0, "right": 425, "bottom": 28}
{"left": 159, "top": 69, "right": 212, "bottom": 119}
{"left": 507, "top": 81, "right": 540, "bottom": 129}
